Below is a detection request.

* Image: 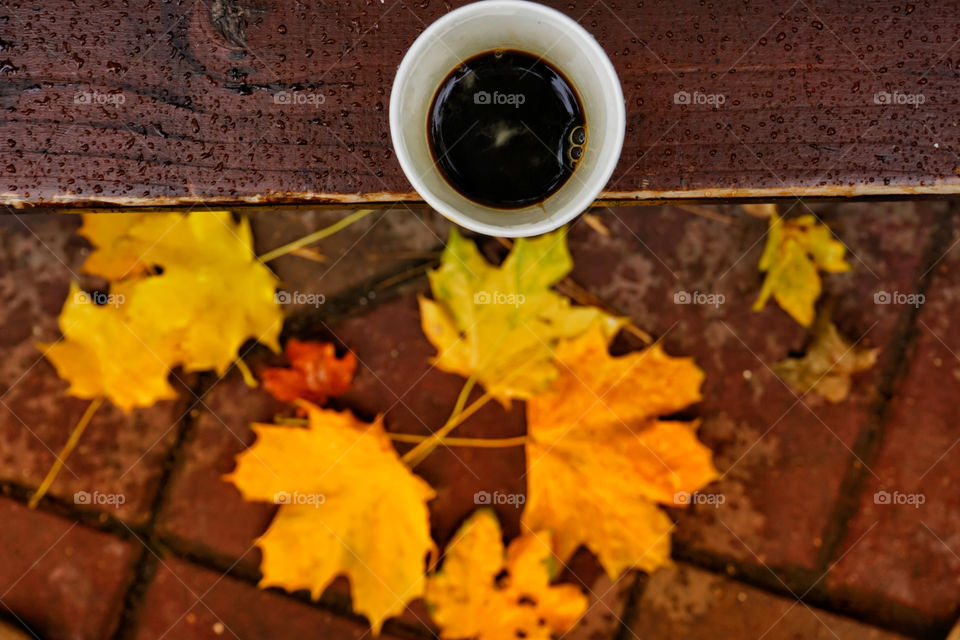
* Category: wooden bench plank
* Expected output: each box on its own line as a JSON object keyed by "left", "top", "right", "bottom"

{"left": 2, "top": 0, "right": 959, "bottom": 208}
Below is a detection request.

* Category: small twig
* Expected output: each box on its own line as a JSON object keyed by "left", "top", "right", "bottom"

{"left": 364, "top": 250, "right": 442, "bottom": 261}
{"left": 29, "top": 397, "right": 104, "bottom": 509}
{"left": 554, "top": 278, "right": 654, "bottom": 344}
{"left": 288, "top": 247, "right": 327, "bottom": 263}
{"left": 373, "top": 262, "right": 434, "bottom": 292}
{"left": 258, "top": 209, "right": 374, "bottom": 262}
{"left": 581, "top": 212, "right": 611, "bottom": 236}
{"left": 741, "top": 203, "right": 778, "bottom": 219}
{"left": 674, "top": 204, "right": 737, "bottom": 225}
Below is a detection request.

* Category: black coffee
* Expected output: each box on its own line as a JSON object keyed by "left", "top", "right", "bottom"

{"left": 428, "top": 50, "right": 586, "bottom": 209}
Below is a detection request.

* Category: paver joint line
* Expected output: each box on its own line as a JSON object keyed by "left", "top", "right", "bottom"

{"left": 109, "top": 376, "right": 205, "bottom": 640}
{"left": 814, "top": 203, "right": 960, "bottom": 580}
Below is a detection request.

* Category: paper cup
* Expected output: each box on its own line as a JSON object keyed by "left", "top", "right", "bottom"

{"left": 390, "top": 0, "right": 626, "bottom": 237}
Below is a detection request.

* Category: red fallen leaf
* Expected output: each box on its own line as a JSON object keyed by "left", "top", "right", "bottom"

{"left": 260, "top": 339, "right": 357, "bottom": 404}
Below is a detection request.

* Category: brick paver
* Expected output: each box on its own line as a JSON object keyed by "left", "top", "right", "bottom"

{"left": 2, "top": 205, "right": 953, "bottom": 640}
{"left": 566, "top": 203, "right": 944, "bottom": 573}
{"left": 560, "top": 555, "right": 636, "bottom": 640}
{"left": 826, "top": 211, "right": 960, "bottom": 633}
{"left": 155, "top": 361, "right": 283, "bottom": 572}
{"left": 0, "top": 497, "right": 137, "bottom": 640}
{"left": 630, "top": 563, "right": 911, "bottom": 639}
{"left": 248, "top": 206, "right": 448, "bottom": 314}
{"left": 133, "top": 557, "right": 407, "bottom": 640}
{"left": 0, "top": 215, "right": 189, "bottom": 524}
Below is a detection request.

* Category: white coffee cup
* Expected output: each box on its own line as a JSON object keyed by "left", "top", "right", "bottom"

{"left": 390, "top": 0, "right": 626, "bottom": 237}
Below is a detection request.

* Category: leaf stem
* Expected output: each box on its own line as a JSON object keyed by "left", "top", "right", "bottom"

{"left": 234, "top": 357, "right": 258, "bottom": 388}
{"left": 448, "top": 375, "right": 478, "bottom": 425}
{"left": 28, "top": 397, "right": 104, "bottom": 509}
{"left": 258, "top": 209, "right": 375, "bottom": 263}
{"left": 271, "top": 415, "right": 522, "bottom": 447}
{"left": 390, "top": 433, "right": 527, "bottom": 448}
{"left": 401, "top": 376, "right": 494, "bottom": 468}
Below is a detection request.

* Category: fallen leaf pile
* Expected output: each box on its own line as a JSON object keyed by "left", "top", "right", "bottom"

{"left": 227, "top": 404, "right": 436, "bottom": 635}
{"left": 752, "top": 214, "right": 850, "bottom": 326}
{"left": 260, "top": 339, "right": 356, "bottom": 404}
{"left": 228, "top": 228, "right": 718, "bottom": 635}
{"left": 34, "top": 207, "right": 876, "bottom": 638}
{"left": 426, "top": 510, "right": 586, "bottom": 640}
{"left": 43, "top": 212, "right": 282, "bottom": 410}
{"left": 417, "top": 232, "right": 715, "bottom": 577}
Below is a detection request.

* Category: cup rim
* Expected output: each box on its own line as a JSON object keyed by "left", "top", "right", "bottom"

{"left": 390, "top": 0, "right": 625, "bottom": 237}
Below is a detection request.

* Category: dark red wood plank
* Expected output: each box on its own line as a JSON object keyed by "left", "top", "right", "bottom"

{"left": 2, "top": 0, "right": 959, "bottom": 207}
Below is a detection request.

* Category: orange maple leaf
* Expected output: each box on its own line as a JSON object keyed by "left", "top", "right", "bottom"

{"left": 260, "top": 339, "right": 357, "bottom": 404}
{"left": 523, "top": 325, "right": 717, "bottom": 577}
{"left": 426, "top": 510, "right": 587, "bottom": 640}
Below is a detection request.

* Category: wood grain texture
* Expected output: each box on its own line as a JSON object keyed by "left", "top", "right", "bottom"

{"left": 2, "top": 0, "right": 960, "bottom": 207}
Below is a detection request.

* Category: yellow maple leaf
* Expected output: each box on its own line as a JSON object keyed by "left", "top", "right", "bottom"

{"left": 523, "top": 325, "right": 717, "bottom": 577}
{"left": 79, "top": 212, "right": 186, "bottom": 279}
{"left": 420, "top": 228, "right": 620, "bottom": 404}
{"left": 41, "top": 283, "right": 177, "bottom": 411}
{"left": 226, "top": 405, "right": 436, "bottom": 635}
{"left": 78, "top": 211, "right": 281, "bottom": 373}
{"left": 752, "top": 215, "right": 850, "bottom": 326}
{"left": 426, "top": 510, "right": 587, "bottom": 640}
{"left": 773, "top": 315, "right": 877, "bottom": 402}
